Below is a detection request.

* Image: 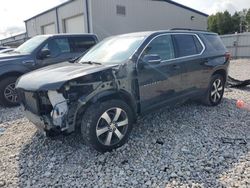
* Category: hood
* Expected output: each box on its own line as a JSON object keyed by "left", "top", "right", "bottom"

{"left": 0, "top": 52, "right": 29, "bottom": 65}
{"left": 16, "top": 62, "right": 118, "bottom": 91}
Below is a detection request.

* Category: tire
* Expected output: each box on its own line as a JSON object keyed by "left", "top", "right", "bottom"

{"left": 81, "top": 100, "right": 133, "bottom": 152}
{"left": 0, "top": 76, "right": 19, "bottom": 107}
{"left": 202, "top": 74, "right": 225, "bottom": 106}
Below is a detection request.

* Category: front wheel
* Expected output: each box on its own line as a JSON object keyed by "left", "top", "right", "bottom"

{"left": 81, "top": 100, "right": 133, "bottom": 152}
{"left": 202, "top": 74, "right": 225, "bottom": 106}
{"left": 0, "top": 76, "right": 19, "bottom": 107}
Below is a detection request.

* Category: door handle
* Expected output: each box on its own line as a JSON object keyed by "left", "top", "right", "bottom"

{"left": 22, "top": 60, "right": 35, "bottom": 66}
{"left": 172, "top": 64, "right": 180, "bottom": 70}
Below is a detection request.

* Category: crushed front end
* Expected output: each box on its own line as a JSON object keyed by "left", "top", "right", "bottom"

{"left": 16, "top": 65, "right": 122, "bottom": 134}
{"left": 17, "top": 90, "right": 72, "bottom": 133}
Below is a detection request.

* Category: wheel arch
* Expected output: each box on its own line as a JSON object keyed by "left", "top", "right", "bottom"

{"left": 212, "top": 69, "right": 227, "bottom": 81}
{"left": 74, "top": 90, "right": 138, "bottom": 131}
{"left": 0, "top": 71, "right": 24, "bottom": 81}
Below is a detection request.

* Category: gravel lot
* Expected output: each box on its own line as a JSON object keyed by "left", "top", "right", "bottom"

{"left": 0, "top": 60, "right": 250, "bottom": 188}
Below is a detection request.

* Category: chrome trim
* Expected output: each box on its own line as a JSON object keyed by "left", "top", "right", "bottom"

{"left": 136, "top": 33, "right": 206, "bottom": 65}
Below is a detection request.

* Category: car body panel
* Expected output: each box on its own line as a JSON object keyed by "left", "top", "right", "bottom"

{"left": 16, "top": 62, "right": 118, "bottom": 91}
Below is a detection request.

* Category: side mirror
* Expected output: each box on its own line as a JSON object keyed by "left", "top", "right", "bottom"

{"left": 38, "top": 49, "right": 50, "bottom": 59}
{"left": 142, "top": 54, "right": 162, "bottom": 65}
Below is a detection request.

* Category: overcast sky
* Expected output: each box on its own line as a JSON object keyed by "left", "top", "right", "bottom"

{"left": 0, "top": 0, "right": 250, "bottom": 40}
{"left": 0, "top": 0, "right": 67, "bottom": 39}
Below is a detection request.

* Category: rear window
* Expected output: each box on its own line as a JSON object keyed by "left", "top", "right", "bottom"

{"left": 193, "top": 36, "right": 203, "bottom": 53}
{"left": 173, "top": 34, "right": 203, "bottom": 58}
{"left": 70, "top": 36, "right": 97, "bottom": 53}
{"left": 204, "top": 34, "right": 226, "bottom": 51}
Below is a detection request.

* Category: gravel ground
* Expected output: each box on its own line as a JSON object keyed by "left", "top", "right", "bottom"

{"left": 0, "top": 60, "right": 250, "bottom": 188}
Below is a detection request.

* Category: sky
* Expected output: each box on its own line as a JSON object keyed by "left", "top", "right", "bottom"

{"left": 0, "top": 0, "right": 68, "bottom": 39}
{"left": 174, "top": 0, "right": 250, "bottom": 15}
{"left": 0, "top": 0, "right": 250, "bottom": 40}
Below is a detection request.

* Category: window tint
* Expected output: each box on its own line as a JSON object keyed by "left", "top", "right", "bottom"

{"left": 205, "top": 34, "right": 226, "bottom": 51}
{"left": 142, "top": 35, "right": 175, "bottom": 61}
{"left": 42, "top": 38, "right": 70, "bottom": 57}
{"left": 70, "top": 37, "right": 96, "bottom": 53}
{"left": 193, "top": 36, "right": 203, "bottom": 53}
{"left": 173, "top": 34, "right": 198, "bottom": 57}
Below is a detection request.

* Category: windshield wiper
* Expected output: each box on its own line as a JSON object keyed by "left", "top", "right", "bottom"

{"left": 81, "top": 61, "right": 102, "bottom": 65}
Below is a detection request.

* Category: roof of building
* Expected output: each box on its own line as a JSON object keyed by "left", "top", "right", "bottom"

{"left": 0, "top": 32, "right": 27, "bottom": 42}
{"left": 24, "top": 0, "right": 74, "bottom": 22}
{"left": 25, "top": 0, "right": 208, "bottom": 22}
{"left": 160, "top": 0, "right": 208, "bottom": 17}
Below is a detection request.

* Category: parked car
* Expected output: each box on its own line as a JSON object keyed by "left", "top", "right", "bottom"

{"left": 0, "top": 48, "right": 15, "bottom": 53}
{"left": 0, "top": 34, "right": 98, "bottom": 107}
{"left": 0, "top": 47, "right": 8, "bottom": 50}
{"left": 16, "top": 29, "right": 230, "bottom": 152}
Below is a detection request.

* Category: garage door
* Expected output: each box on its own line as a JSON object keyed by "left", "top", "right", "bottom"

{"left": 42, "top": 23, "right": 56, "bottom": 34}
{"left": 64, "top": 15, "right": 85, "bottom": 33}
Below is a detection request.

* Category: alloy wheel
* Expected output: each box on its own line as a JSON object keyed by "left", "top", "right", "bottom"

{"left": 4, "top": 83, "right": 17, "bottom": 103}
{"left": 210, "top": 79, "right": 223, "bottom": 103}
{"left": 96, "top": 107, "right": 129, "bottom": 146}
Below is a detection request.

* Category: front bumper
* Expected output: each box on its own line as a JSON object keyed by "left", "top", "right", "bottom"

{"left": 22, "top": 105, "right": 53, "bottom": 131}
{"left": 18, "top": 89, "right": 80, "bottom": 133}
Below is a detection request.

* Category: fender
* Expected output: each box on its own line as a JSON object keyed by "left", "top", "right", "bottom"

{"left": 69, "top": 89, "right": 137, "bottom": 133}
{"left": 211, "top": 66, "right": 228, "bottom": 78}
{"left": 0, "top": 64, "right": 30, "bottom": 78}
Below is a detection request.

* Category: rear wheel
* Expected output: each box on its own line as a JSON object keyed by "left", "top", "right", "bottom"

{"left": 0, "top": 76, "right": 19, "bottom": 107}
{"left": 81, "top": 100, "right": 133, "bottom": 152}
{"left": 202, "top": 74, "right": 225, "bottom": 106}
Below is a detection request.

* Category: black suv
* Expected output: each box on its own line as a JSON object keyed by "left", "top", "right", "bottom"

{"left": 0, "top": 34, "right": 98, "bottom": 107}
{"left": 16, "top": 30, "right": 230, "bottom": 152}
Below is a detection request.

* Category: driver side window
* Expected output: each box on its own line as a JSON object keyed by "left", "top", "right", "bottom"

{"left": 142, "top": 35, "right": 175, "bottom": 61}
{"left": 41, "top": 38, "right": 70, "bottom": 58}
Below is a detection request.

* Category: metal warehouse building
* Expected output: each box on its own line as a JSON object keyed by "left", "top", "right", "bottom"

{"left": 25, "top": 0, "right": 208, "bottom": 40}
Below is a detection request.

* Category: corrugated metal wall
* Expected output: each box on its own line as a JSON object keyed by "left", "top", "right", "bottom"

{"left": 25, "top": 0, "right": 208, "bottom": 40}
{"left": 57, "top": 0, "right": 86, "bottom": 33}
{"left": 90, "top": 0, "right": 208, "bottom": 40}
{"left": 0, "top": 33, "right": 28, "bottom": 47}
{"left": 26, "top": 10, "right": 58, "bottom": 37}
{"left": 221, "top": 33, "right": 250, "bottom": 58}
{"left": 25, "top": 0, "right": 86, "bottom": 37}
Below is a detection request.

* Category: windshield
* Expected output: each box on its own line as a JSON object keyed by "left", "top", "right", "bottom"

{"left": 14, "top": 35, "right": 49, "bottom": 54}
{"left": 79, "top": 36, "right": 146, "bottom": 64}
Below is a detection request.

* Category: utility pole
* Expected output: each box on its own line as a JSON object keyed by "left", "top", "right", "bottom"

{"left": 240, "top": 16, "right": 243, "bottom": 33}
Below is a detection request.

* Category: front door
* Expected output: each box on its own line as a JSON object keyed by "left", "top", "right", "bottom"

{"left": 36, "top": 37, "right": 73, "bottom": 67}
{"left": 137, "top": 34, "right": 186, "bottom": 112}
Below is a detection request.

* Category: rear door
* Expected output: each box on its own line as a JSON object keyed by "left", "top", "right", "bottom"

{"left": 137, "top": 34, "right": 186, "bottom": 112}
{"left": 172, "top": 34, "right": 207, "bottom": 94}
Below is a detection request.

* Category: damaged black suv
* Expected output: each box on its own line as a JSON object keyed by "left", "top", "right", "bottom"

{"left": 16, "top": 30, "right": 230, "bottom": 152}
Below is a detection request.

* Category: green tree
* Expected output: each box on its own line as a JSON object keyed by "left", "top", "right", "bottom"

{"left": 208, "top": 10, "right": 248, "bottom": 34}
{"left": 238, "top": 9, "right": 248, "bottom": 32}
{"left": 246, "top": 9, "right": 250, "bottom": 31}
{"left": 232, "top": 12, "right": 241, "bottom": 33}
{"left": 208, "top": 14, "right": 218, "bottom": 33}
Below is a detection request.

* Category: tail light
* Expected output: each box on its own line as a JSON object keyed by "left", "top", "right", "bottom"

{"left": 225, "top": 52, "right": 231, "bottom": 61}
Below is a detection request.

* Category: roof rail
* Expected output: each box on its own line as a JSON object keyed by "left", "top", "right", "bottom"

{"left": 170, "top": 28, "right": 208, "bottom": 32}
